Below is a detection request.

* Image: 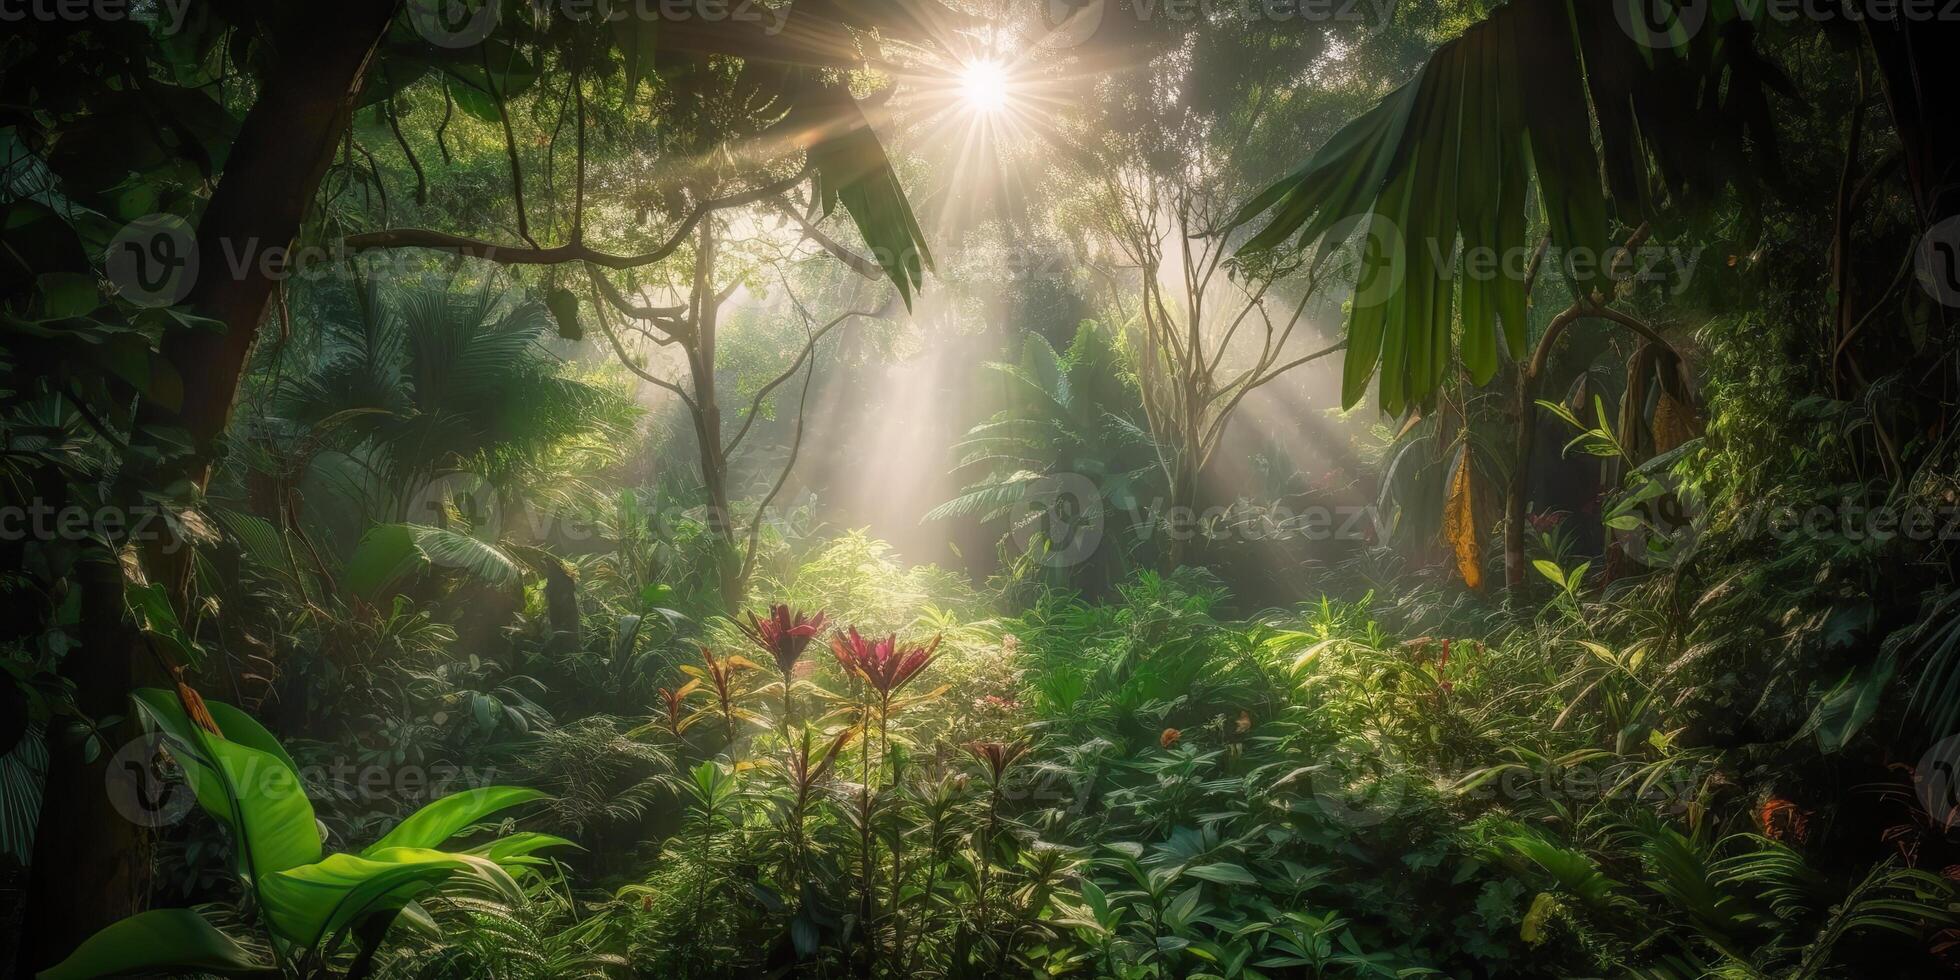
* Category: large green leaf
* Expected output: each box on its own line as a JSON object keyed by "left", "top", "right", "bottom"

{"left": 1225, "top": 0, "right": 1778, "bottom": 411}
{"left": 794, "top": 80, "right": 934, "bottom": 308}
{"left": 344, "top": 523, "right": 421, "bottom": 597}
{"left": 344, "top": 522, "right": 522, "bottom": 596}
{"left": 37, "top": 908, "right": 272, "bottom": 980}
{"left": 469, "top": 830, "right": 578, "bottom": 866}
{"left": 406, "top": 524, "right": 521, "bottom": 587}
{"left": 258, "top": 847, "right": 523, "bottom": 950}
{"left": 124, "top": 581, "right": 202, "bottom": 670}
{"left": 364, "top": 786, "right": 545, "bottom": 854}
{"left": 131, "top": 689, "right": 322, "bottom": 882}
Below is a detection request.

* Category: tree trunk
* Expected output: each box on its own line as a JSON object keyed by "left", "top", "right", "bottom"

{"left": 1504, "top": 368, "right": 1537, "bottom": 592}
{"left": 1863, "top": 16, "right": 1960, "bottom": 227}
{"left": 682, "top": 221, "right": 746, "bottom": 610}
{"left": 15, "top": 549, "right": 158, "bottom": 976}
{"left": 21, "top": 5, "right": 403, "bottom": 972}
{"left": 138, "top": 0, "right": 403, "bottom": 581}
{"left": 170, "top": 0, "right": 405, "bottom": 448}
{"left": 1163, "top": 455, "right": 1199, "bottom": 572}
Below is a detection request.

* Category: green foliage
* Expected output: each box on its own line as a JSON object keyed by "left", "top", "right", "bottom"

{"left": 1226, "top": 0, "right": 1785, "bottom": 412}
{"left": 41, "top": 689, "right": 562, "bottom": 978}
{"left": 927, "top": 323, "right": 1159, "bottom": 593}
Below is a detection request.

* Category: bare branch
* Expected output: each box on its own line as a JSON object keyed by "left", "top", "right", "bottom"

{"left": 768, "top": 196, "right": 883, "bottom": 279}
{"left": 587, "top": 273, "right": 697, "bottom": 412}
{"left": 724, "top": 306, "right": 873, "bottom": 456}
{"left": 344, "top": 166, "right": 813, "bottom": 268}
{"left": 1198, "top": 338, "right": 1344, "bottom": 466}
{"left": 588, "top": 264, "right": 689, "bottom": 340}
{"left": 738, "top": 325, "right": 820, "bottom": 586}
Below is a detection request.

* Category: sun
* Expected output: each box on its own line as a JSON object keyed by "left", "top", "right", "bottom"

{"left": 958, "top": 59, "right": 1011, "bottom": 114}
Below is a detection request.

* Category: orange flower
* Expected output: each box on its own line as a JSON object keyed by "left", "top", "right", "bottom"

{"left": 1160, "top": 727, "right": 1182, "bottom": 749}
{"left": 1760, "top": 797, "right": 1810, "bottom": 844}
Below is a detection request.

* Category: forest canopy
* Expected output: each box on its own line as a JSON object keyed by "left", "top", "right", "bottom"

{"left": 5, "top": 0, "right": 1960, "bottom": 977}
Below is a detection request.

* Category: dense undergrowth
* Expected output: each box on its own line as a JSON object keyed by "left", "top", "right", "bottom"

{"left": 41, "top": 521, "right": 1955, "bottom": 978}
{"left": 8, "top": 1, "right": 1960, "bottom": 978}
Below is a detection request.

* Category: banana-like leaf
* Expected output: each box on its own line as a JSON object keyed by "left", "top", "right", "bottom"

{"left": 363, "top": 786, "right": 546, "bottom": 855}
{"left": 470, "top": 830, "right": 580, "bottom": 865}
{"left": 790, "top": 79, "right": 933, "bottom": 308}
{"left": 94, "top": 692, "right": 565, "bottom": 969}
{"left": 36, "top": 908, "right": 271, "bottom": 980}
{"left": 132, "top": 689, "right": 322, "bottom": 882}
{"left": 345, "top": 522, "right": 523, "bottom": 597}
{"left": 344, "top": 523, "right": 421, "bottom": 597}
{"left": 1226, "top": 0, "right": 1779, "bottom": 413}
{"left": 258, "top": 847, "right": 524, "bottom": 952}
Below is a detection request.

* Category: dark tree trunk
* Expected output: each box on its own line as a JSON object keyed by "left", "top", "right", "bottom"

{"left": 21, "top": 4, "right": 403, "bottom": 972}
{"left": 15, "top": 549, "right": 158, "bottom": 976}
{"left": 153, "top": 1, "right": 404, "bottom": 463}
{"left": 1863, "top": 16, "right": 1960, "bottom": 227}
{"left": 544, "top": 560, "right": 582, "bottom": 654}
{"left": 682, "top": 222, "right": 747, "bottom": 610}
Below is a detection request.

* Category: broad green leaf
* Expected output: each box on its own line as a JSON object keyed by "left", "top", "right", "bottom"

{"left": 131, "top": 689, "right": 320, "bottom": 881}
{"left": 405, "top": 525, "right": 521, "bottom": 587}
{"left": 37, "top": 908, "right": 271, "bottom": 980}
{"left": 344, "top": 523, "right": 420, "bottom": 597}
{"left": 258, "top": 848, "right": 521, "bottom": 950}
{"left": 469, "top": 831, "right": 577, "bottom": 865}
{"left": 125, "top": 582, "right": 201, "bottom": 670}
{"left": 1185, "top": 862, "right": 1260, "bottom": 887}
{"left": 364, "top": 786, "right": 545, "bottom": 855}
{"left": 796, "top": 80, "right": 933, "bottom": 307}
{"left": 1228, "top": 0, "right": 1771, "bottom": 411}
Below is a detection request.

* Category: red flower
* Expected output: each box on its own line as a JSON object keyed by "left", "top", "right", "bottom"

{"left": 831, "top": 627, "right": 939, "bottom": 703}
{"left": 1527, "top": 510, "right": 1566, "bottom": 533}
{"left": 656, "top": 681, "right": 702, "bottom": 736}
{"left": 1160, "top": 727, "right": 1182, "bottom": 749}
{"left": 738, "top": 604, "right": 829, "bottom": 676}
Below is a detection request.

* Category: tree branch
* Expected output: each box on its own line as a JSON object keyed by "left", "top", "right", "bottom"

{"left": 769, "top": 196, "right": 883, "bottom": 279}
{"left": 739, "top": 329, "right": 820, "bottom": 587}
{"left": 588, "top": 273, "right": 697, "bottom": 412}
{"left": 344, "top": 166, "right": 812, "bottom": 268}
{"left": 588, "top": 264, "right": 689, "bottom": 339}
{"left": 724, "top": 307, "right": 872, "bottom": 456}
